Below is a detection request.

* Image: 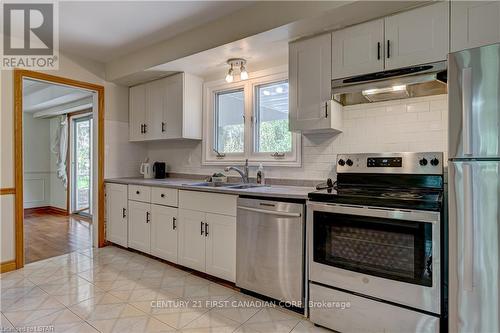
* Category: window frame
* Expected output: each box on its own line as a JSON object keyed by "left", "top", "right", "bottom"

{"left": 202, "top": 68, "right": 301, "bottom": 167}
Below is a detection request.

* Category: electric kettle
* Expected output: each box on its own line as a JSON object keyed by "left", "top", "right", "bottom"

{"left": 140, "top": 158, "right": 153, "bottom": 179}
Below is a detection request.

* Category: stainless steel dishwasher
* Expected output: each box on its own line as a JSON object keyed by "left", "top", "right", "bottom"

{"left": 236, "top": 197, "right": 305, "bottom": 306}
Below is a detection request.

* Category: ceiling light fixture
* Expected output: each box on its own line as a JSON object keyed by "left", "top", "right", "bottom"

{"left": 226, "top": 58, "right": 248, "bottom": 82}
{"left": 225, "top": 64, "right": 234, "bottom": 83}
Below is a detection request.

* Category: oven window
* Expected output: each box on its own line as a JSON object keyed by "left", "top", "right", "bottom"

{"left": 313, "top": 212, "right": 432, "bottom": 287}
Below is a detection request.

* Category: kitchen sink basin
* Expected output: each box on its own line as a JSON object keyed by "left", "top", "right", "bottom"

{"left": 227, "top": 184, "right": 268, "bottom": 189}
{"left": 186, "top": 182, "right": 268, "bottom": 189}
{"left": 187, "top": 182, "right": 240, "bottom": 187}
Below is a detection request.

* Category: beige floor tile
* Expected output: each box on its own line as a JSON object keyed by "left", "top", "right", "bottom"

{"left": 90, "top": 314, "right": 177, "bottom": 333}
{"left": 0, "top": 313, "right": 15, "bottom": 330}
{"left": 291, "top": 320, "right": 333, "bottom": 333}
{"left": 153, "top": 309, "right": 207, "bottom": 329}
{"left": 241, "top": 319, "right": 301, "bottom": 333}
{"left": 209, "top": 294, "right": 262, "bottom": 324}
{"left": 246, "top": 307, "right": 302, "bottom": 323}
{"left": 182, "top": 310, "right": 240, "bottom": 331}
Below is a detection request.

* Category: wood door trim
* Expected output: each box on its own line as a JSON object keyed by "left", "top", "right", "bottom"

{"left": 0, "top": 260, "right": 16, "bottom": 273}
{"left": 0, "top": 188, "right": 16, "bottom": 195}
{"left": 14, "top": 69, "right": 106, "bottom": 270}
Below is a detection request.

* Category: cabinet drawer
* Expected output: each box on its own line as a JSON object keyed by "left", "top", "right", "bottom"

{"left": 151, "top": 187, "right": 178, "bottom": 207}
{"left": 309, "top": 284, "right": 439, "bottom": 333}
{"left": 128, "top": 185, "right": 151, "bottom": 202}
{"left": 179, "top": 190, "right": 237, "bottom": 216}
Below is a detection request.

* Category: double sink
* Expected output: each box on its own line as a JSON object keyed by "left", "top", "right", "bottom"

{"left": 187, "top": 182, "right": 268, "bottom": 189}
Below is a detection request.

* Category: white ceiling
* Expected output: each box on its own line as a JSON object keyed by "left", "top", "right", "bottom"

{"left": 60, "top": 1, "right": 254, "bottom": 62}
{"left": 145, "top": 27, "right": 288, "bottom": 83}
{"left": 23, "top": 79, "right": 93, "bottom": 116}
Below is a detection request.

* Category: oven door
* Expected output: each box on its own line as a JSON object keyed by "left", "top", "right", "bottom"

{"left": 307, "top": 202, "right": 440, "bottom": 314}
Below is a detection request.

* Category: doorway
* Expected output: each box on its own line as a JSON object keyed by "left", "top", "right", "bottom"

{"left": 71, "top": 113, "right": 93, "bottom": 218}
{"left": 14, "top": 70, "right": 105, "bottom": 268}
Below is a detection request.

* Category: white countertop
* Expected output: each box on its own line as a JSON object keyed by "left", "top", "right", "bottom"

{"left": 105, "top": 177, "right": 314, "bottom": 200}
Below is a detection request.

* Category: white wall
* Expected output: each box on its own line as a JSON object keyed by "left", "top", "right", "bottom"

{"left": 147, "top": 94, "right": 448, "bottom": 181}
{"left": 23, "top": 113, "right": 52, "bottom": 208}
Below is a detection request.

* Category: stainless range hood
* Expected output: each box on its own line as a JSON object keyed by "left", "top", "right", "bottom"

{"left": 332, "top": 61, "right": 447, "bottom": 106}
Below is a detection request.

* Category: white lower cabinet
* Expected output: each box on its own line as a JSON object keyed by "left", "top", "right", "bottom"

{"left": 178, "top": 208, "right": 237, "bottom": 282}
{"left": 106, "top": 183, "right": 128, "bottom": 247}
{"left": 107, "top": 184, "right": 236, "bottom": 283}
{"left": 178, "top": 209, "right": 206, "bottom": 272}
{"left": 151, "top": 204, "right": 178, "bottom": 263}
{"left": 128, "top": 200, "right": 151, "bottom": 253}
{"left": 205, "top": 213, "right": 236, "bottom": 282}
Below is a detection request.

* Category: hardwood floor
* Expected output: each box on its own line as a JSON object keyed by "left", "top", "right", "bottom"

{"left": 24, "top": 211, "right": 93, "bottom": 264}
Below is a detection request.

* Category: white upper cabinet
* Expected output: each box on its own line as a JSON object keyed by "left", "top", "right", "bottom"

{"left": 129, "top": 73, "right": 202, "bottom": 142}
{"left": 129, "top": 85, "right": 147, "bottom": 141}
{"left": 289, "top": 33, "right": 333, "bottom": 132}
{"left": 147, "top": 79, "right": 167, "bottom": 140}
{"left": 332, "top": 19, "right": 384, "bottom": 79}
{"left": 106, "top": 183, "right": 128, "bottom": 248}
{"left": 451, "top": 1, "right": 500, "bottom": 52}
{"left": 384, "top": 2, "right": 449, "bottom": 70}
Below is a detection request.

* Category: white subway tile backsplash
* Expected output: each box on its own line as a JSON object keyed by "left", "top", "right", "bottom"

{"left": 141, "top": 95, "right": 448, "bottom": 181}
{"left": 407, "top": 101, "right": 430, "bottom": 113}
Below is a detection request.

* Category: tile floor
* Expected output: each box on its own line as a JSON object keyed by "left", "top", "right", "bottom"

{"left": 1, "top": 246, "right": 330, "bottom": 332}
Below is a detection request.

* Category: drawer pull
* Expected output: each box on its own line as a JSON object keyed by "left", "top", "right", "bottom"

{"left": 161, "top": 193, "right": 165, "bottom": 198}
{"left": 136, "top": 190, "right": 140, "bottom": 195}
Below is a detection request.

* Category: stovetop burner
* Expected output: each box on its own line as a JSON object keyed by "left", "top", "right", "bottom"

{"left": 309, "top": 186, "right": 443, "bottom": 211}
{"left": 308, "top": 152, "right": 445, "bottom": 211}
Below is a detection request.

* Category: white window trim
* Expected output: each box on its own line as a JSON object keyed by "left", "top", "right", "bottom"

{"left": 202, "top": 66, "right": 301, "bottom": 167}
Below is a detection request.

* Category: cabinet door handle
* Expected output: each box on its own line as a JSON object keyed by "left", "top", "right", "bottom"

{"left": 172, "top": 217, "right": 176, "bottom": 230}
{"left": 161, "top": 122, "right": 166, "bottom": 133}
{"left": 140, "top": 124, "right": 143, "bottom": 134}
{"left": 200, "top": 221, "right": 204, "bottom": 235}
{"left": 122, "top": 208, "right": 126, "bottom": 218}
{"left": 136, "top": 190, "right": 140, "bottom": 195}
{"left": 377, "top": 42, "right": 381, "bottom": 60}
{"left": 325, "top": 101, "right": 328, "bottom": 118}
{"left": 205, "top": 222, "right": 209, "bottom": 237}
{"left": 387, "top": 40, "right": 391, "bottom": 59}
{"left": 144, "top": 124, "right": 147, "bottom": 133}
{"left": 146, "top": 212, "right": 150, "bottom": 223}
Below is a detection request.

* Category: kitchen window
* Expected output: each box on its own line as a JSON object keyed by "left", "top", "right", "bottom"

{"left": 203, "top": 69, "right": 300, "bottom": 166}
{"left": 214, "top": 89, "right": 245, "bottom": 154}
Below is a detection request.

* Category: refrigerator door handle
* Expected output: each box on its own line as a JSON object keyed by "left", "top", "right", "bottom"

{"left": 462, "top": 67, "right": 473, "bottom": 155}
{"left": 463, "top": 163, "right": 474, "bottom": 291}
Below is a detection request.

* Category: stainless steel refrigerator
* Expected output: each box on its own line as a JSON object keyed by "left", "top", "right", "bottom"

{"left": 448, "top": 43, "right": 500, "bottom": 332}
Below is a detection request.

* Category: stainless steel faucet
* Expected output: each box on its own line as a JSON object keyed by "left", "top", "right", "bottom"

{"left": 224, "top": 159, "right": 249, "bottom": 183}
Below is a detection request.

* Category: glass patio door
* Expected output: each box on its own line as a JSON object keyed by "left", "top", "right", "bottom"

{"left": 72, "top": 115, "right": 93, "bottom": 216}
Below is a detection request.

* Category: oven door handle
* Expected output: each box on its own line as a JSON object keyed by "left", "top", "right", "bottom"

{"left": 307, "top": 203, "right": 439, "bottom": 223}
{"left": 238, "top": 206, "right": 302, "bottom": 217}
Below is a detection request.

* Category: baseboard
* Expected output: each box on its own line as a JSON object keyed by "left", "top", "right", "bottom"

{"left": 24, "top": 206, "right": 69, "bottom": 216}
{"left": 0, "top": 260, "right": 17, "bottom": 273}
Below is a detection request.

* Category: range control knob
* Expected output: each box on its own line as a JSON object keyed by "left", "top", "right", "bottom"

{"left": 419, "top": 158, "right": 428, "bottom": 166}
{"left": 346, "top": 159, "right": 354, "bottom": 167}
{"left": 338, "top": 159, "right": 345, "bottom": 166}
{"left": 430, "top": 158, "right": 440, "bottom": 166}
